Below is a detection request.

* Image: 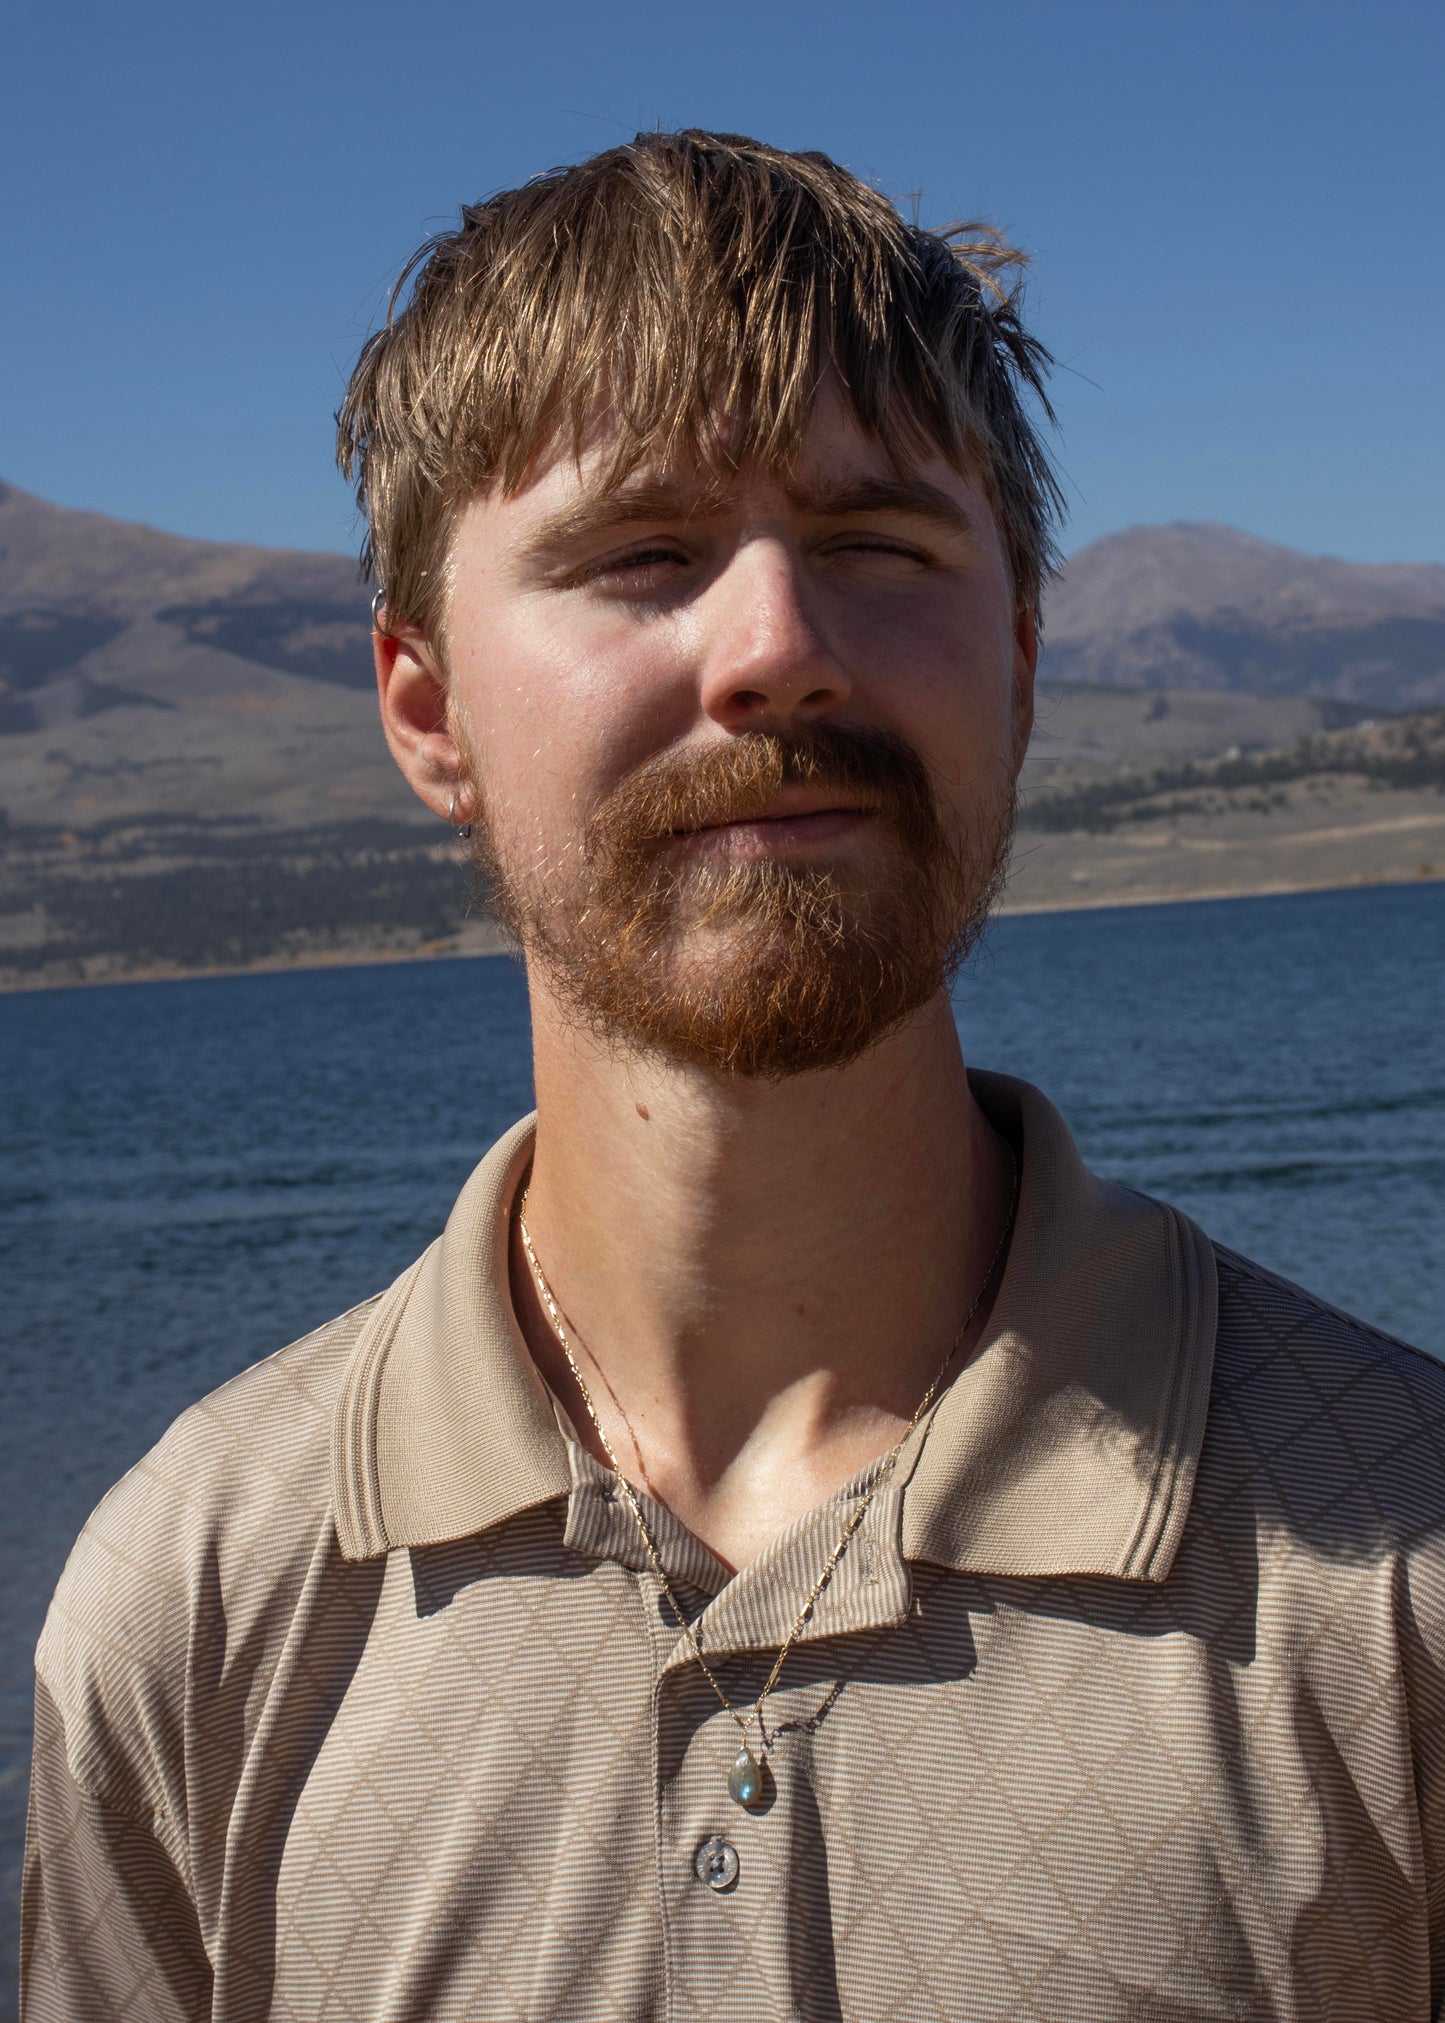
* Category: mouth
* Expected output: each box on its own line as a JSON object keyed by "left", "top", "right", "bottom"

{"left": 669, "top": 793, "right": 880, "bottom": 859}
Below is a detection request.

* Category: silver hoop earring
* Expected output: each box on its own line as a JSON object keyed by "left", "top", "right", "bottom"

{"left": 371, "top": 587, "right": 393, "bottom": 638}
{"left": 448, "top": 790, "right": 473, "bottom": 840}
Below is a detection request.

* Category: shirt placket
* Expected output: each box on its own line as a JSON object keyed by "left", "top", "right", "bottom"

{"left": 560, "top": 1438, "right": 917, "bottom": 2019}
{"left": 647, "top": 1487, "right": 914, "bottom": 2023}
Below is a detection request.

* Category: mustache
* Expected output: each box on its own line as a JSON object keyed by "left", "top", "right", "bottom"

{"left": 585, "top": 723, "right": 943, "bottom": 867}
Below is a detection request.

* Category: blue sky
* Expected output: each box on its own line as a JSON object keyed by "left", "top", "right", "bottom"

{"left": 4, "top": 0, "right": 1441, "bottom": 564}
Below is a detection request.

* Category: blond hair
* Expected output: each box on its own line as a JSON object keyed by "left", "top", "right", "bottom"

{"left": 337, "top": 129, "right": 1063, "bottom": 643}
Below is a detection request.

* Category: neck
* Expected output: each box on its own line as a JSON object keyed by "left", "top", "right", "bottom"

{"left": 513, "top": 984, "right": 1015, "bottom": 1569}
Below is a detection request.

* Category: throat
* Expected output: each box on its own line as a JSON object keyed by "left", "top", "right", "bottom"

{"left": 610, "top": 1411, "right": 916, "bottom": 1574}
{"left": 513, "top": 996, "right": 1015, "bottom": 1569}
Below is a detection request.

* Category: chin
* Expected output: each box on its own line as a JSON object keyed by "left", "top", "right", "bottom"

{"left": 494, "top": 777, "right": 1015, "bottom": 1078}
{"left": 543, "top": 903, "right": 959, "bottom": 1080}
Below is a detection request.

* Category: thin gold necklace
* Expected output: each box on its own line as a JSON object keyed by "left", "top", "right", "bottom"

{"left": 516, "top": 1152, "right": 1018, "bottom": 1810}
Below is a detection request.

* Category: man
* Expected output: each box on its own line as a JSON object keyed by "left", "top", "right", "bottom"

{"left": 22, "top": 130, "right": 1445, "bottom": 2022}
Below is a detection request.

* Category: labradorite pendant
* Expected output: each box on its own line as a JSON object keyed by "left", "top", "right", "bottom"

{"left": 728, "top": 1747, "right": 764, "bottom": 1808}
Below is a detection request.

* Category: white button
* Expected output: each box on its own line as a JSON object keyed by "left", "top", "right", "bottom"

{"left": 693, "top": 1836, "right": 740, "bottom": 1891}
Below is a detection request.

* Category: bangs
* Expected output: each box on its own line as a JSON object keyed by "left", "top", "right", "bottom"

{"left": 339, "top": 131, "right": 1062, "bottom": 640}
{"left": 463, "top": 153, "right": 974, "bottom": 493}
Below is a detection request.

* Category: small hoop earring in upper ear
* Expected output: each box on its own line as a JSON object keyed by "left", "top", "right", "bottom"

{"left": 448, "top": 790, "right": 473, "bottom": 840}
{"left": 371, "top": 587, "right": 394, "bottom": 639}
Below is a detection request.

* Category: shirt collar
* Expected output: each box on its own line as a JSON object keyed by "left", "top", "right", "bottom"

{"left": 896, "top": 1071, "right": 1217, "bottom": 1581}
{"left": 332, "top": 1071, "right": 1217, "bottom": 1583}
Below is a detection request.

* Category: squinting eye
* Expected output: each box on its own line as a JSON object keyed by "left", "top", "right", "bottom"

{"left": 611, "top": 546, "right": 687, "bottom": 571}
{"left": 831, "top": 539, "right": 928, "bottom": 564}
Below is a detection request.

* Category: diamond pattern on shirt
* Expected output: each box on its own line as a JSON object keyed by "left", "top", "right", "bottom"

{"left": 24, "top": 1245, "right": 1445, "bottom": 2021}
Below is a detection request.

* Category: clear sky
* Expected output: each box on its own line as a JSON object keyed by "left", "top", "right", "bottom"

{"left": 4, "top": 0, "right": 1441, "bottom": 564}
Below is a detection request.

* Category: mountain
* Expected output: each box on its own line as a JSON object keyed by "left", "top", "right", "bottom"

{"left": 0, "top": 482, "right": 452, "bottom": 985}
{"left": 1043, "top": 522, "right": 1445, "bottom": 707}
{"left": 6, "top": 488, "right": 1445, "bottom": 753}
{"left": 2, "top": 484, "right": 1443, "bottom": 985}
{"left": 0, "top": 481, "right": 408, "bottom": 831}
{"left": 1, "top": 475, "right": 372, "bottom": 744}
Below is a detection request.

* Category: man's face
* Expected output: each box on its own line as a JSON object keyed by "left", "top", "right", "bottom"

{"left": 430, "top": 389, "right": 1036, "bottom": 1075}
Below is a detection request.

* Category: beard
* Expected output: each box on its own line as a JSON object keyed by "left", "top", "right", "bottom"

{"left": 468, "top": 722, "right": 1015, "bottom": 1079}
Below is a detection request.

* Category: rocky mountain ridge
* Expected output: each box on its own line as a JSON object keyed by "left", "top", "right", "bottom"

{"left": 5, "top": 485, "right": 1445, "bottom": 750}
{"left": 1044, "top": 521, "right": 1445, "bottom": 706}
{"left": 3, "top": 482, "right": 1442, "bottom": 984}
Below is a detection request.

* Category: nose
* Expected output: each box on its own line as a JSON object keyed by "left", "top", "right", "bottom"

{"left": 696, "top": 540, "right": 852, "bottom": 731}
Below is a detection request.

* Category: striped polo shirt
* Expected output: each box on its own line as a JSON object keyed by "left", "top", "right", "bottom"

{"left": 23, "top": 1072, "right": 1445, "bottom": 2020}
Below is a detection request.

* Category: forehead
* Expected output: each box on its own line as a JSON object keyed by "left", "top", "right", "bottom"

{"left": 458, "top": 387, "right": 996, "bottom": 554}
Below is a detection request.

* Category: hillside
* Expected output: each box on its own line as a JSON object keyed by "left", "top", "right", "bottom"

{"left": 1009, "top": 706, "right": 1445, "bottom": 913}
{"left": 2, "top": 483, "right": 1442, "bottom": 985}
{"left": 1044, "top": 522, "right": 1445, "bottom": 706}
{"left": 0, "top": 480, "right": 372, "bottom": 703}
{"left": 7, "top": 489, "right": 1445, "bottom": 753}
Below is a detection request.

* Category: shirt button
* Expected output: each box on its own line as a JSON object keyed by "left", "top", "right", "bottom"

{"left": 693, "top": 1836, "right": 740, "bottom": 1892}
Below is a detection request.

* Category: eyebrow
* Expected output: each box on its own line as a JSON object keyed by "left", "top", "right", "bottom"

{"left": 521, "top": 480, "right": 733, "bottom": 560}
{"left": 520, "top": 469, "right": 976, "bottom": 561}
{"left": 782, "top": 474, "right": 976, "bottom": 536}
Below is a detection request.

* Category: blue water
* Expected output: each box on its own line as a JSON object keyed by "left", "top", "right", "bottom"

{"left": 2, "top": 879, "right": 1442, "bottom": 2005}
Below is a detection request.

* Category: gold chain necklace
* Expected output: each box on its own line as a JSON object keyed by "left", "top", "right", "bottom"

{"left": 516, "top": 1152, "right": 1017, "bottom": 1810}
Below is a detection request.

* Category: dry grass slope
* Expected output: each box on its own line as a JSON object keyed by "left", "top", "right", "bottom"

{"left": 3, "top": 483, "right": 1443, "bottom": 984}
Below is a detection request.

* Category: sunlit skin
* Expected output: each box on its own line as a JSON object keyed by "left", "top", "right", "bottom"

{"left": 376, "top": 389, "right": 1038, "bottom": 1570}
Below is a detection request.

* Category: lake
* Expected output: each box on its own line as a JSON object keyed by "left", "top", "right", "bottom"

{"left": 2, "top": 878, "right": 1442, "bottom": 2007}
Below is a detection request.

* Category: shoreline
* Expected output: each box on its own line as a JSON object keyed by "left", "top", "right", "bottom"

{"left": 998, "top": 863, "right": 1445, "bottom": 917}
{"left": 2, "top": 865, "right": 1440, "bottom": 998}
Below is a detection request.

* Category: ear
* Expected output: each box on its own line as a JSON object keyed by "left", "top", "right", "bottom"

{"left": 374, "top": 622, "right": 466, "bottom": 821}
{"left": 1010, "top": 604, "right": 1038, "bottom": 774}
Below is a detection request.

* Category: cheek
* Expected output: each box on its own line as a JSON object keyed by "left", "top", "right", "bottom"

{"left": 847, "top": 591, "right": 1019, "bottom": 790}
{"left": 450, "top": 607, "right": 686, "bottom": 846}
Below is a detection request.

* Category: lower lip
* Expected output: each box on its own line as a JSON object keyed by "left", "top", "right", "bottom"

{"left": 675, "top": 808, "right": 875, "bottom": 858}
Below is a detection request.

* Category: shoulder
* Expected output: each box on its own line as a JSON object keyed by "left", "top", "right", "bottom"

{"left": 36, "top": 1295, "right": 381, "bottom": 1814}
{"left": 1203, "top": 1239, "right": 1445, "bottom": 1549}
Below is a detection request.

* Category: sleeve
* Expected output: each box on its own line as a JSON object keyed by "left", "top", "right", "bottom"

{"left": 21, "top": 1679, "right": 213, "bottom": 2023}
{"left": 1397, "top": 1541, "right": 1445, "bottom": 2023}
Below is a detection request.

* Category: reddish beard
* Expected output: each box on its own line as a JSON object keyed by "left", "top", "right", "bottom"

{"left": 469, "top": 724, "right": 1015, "bottom": 1078}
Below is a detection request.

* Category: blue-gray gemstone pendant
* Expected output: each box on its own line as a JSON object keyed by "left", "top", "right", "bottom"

{"left": 728, "top": 1747, "right": 764, "bottom": 1808}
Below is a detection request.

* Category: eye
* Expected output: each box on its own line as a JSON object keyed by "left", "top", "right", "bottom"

{"left": 587, "top": 541, "right": 691, "bottom": 580}
{"left": 621, "top": 544, "right": 688, "bottom": 569}
{"left": 822, "top": 534, "right": 932, "bottom": 571}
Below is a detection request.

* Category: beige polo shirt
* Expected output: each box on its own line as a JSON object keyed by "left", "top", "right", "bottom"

{"left": 23, "top": 1072, "right": 1445, "bottom": 2021}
